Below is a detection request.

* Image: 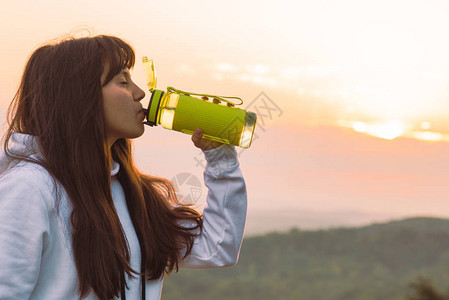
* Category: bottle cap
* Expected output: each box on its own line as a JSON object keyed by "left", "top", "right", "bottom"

{"left": 145, "top": 90, "right": 165, "bottom": 126}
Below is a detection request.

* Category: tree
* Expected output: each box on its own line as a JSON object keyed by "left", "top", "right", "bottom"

{"left": 406, "top": 277, "right": 449, "bottom": 300}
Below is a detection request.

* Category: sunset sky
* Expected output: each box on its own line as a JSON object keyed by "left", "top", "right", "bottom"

{"left": 2, "top": 0, "right": 449, "bottom": 235}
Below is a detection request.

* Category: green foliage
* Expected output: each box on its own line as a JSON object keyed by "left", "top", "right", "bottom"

{"left": 405, "top": 276, "right": 449, "bottom": 300}
{"left": 162, "top": 217, "right": 449, "bottom": 300}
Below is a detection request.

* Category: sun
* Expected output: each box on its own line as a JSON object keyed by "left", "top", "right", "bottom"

{"left": 350, "top": 120, "right": 405, "bottom": 140}
{"left": 286, "top": 1, "right": 449, "bottom": 126}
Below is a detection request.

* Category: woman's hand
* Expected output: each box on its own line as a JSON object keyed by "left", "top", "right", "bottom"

{"left": 191, "top": 128, "right": 224, "bottom": 150}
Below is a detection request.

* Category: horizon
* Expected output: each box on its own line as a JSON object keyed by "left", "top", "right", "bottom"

{"left": 244, "top": 214, "right": 449, "bottom": 237}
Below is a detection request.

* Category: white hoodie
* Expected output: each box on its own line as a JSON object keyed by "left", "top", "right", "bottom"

{"left": 0, "top": 133, "right": 247, "bottom": 300}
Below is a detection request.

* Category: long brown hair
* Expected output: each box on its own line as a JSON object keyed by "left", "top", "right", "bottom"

{"left": 4, "top": 34, "right": 202, "bottom": 299}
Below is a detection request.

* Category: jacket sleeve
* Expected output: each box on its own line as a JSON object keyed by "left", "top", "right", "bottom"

{"left": 0, "top": 169, "right": 51, "bottom": 300}
{"left": 180, "top": 144, "right": 247, "bottom": 269}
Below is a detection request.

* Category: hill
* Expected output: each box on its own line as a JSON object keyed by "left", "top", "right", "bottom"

{"left": 162, "top": 217, "right": 449, "bottom": 300}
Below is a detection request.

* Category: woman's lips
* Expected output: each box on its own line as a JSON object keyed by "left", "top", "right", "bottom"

{"left": 138, "top": 109, "right": 145, "bottom": 120}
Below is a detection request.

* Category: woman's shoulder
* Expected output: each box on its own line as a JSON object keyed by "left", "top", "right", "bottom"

{"left": 0, "top": 159, "right": 57, "bottom": 210}
{"left": 1, "top": 159, "right": 53, "bottom": 184}
{"left": 0, "top": 160, "right": 57, "bottom": 258}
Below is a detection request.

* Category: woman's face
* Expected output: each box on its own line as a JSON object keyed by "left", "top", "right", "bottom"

{"left": 101, "top": 67, "right": 146, "bottom": 146}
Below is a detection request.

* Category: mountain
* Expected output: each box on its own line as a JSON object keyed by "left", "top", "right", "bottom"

{"left": 162, "top": 217, "right": 449, "bottom": 300}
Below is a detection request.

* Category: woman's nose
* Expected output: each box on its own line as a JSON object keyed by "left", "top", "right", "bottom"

{"left": 135, "top": 85, "right": 146, "bottom": 102}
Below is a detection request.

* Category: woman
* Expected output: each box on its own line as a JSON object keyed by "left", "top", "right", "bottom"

{"left": 0, "top": 35, "right": 247, "bottom": 300}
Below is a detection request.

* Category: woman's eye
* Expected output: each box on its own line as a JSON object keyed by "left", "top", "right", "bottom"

{"left": 120, "top": 81, "right": 128, "bottom": 86}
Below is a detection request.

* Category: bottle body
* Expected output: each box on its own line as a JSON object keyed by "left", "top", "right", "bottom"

{"left": 145, "top": 89, "right": 257, "bottom": 148}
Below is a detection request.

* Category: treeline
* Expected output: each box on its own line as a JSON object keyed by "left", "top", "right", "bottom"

{"left": 407, "top": 277, "right": 449, "bottom": 300}
{"left": 162, "top": 217, "right": 449, "bottom": 300}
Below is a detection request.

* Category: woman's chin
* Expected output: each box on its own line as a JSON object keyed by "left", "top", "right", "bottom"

{"left": 133, "top": 126, "right": 145, "bottom": 139}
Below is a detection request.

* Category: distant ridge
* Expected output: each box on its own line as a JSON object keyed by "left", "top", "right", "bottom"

{"left": 245, "top": 209, "right": 400, "bottom": 236}
{"left": 356, "top": 216, "right": 449, "bottom": 233}
{"left": 163, "top": 217, "right": 449, "bottom": 300}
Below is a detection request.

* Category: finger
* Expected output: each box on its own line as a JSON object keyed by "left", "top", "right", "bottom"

{"left": 195, "top": 128, "right": 202, "bottom": 138}
{"left": 191, "top": 128, "right": 200, "bottom": 141}
{"left": 191, "top": 128, "right": 203, "bottom": 147}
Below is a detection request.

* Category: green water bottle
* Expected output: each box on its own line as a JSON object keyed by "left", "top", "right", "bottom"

{"left": 142, "top": 57, "right": 257, "bottom": 148}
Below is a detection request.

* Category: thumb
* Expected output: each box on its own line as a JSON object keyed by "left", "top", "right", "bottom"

{"left": 191, "top": 128, "right": 203, "bottom": 147}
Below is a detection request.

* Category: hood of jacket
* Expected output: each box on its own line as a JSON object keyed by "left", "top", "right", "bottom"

{"left": 0, "top": 132, "right": 119, "bottom": 176}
